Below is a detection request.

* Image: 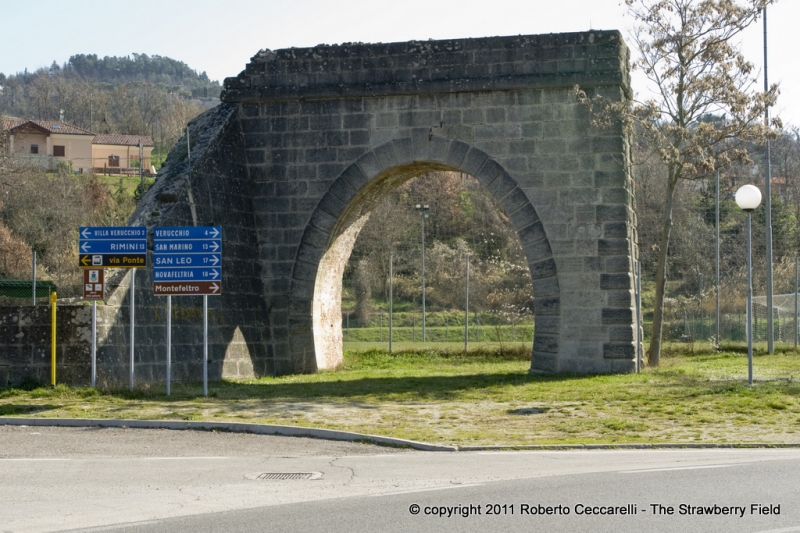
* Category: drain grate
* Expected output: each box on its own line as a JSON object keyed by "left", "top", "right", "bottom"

{"left": 245, "top": 472, "right": 322, "bottom": 481}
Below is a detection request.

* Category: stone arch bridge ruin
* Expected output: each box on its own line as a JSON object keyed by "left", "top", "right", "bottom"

{"left": 93, "top": 31, "right": 639, "bottom": 384}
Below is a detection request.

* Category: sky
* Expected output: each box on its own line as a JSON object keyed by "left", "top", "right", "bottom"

{"left": 1, "top": 0, "right": 798, "bottom": 127}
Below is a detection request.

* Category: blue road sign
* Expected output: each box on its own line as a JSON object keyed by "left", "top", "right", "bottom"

{"left": 79, "top": 226, "right": 147, "bottom": 268}
{"left": 153, "top": 227, "right": 220, "bottom": 240}
{"left": 153, "top": 268, "right": 221, "bottom": 281}
{"left": 153, "top": 253, "right": 221, "bottom": 267}
{"left": 80, "top": 241, "right": 146, "bottom": 254}
{"left": 153, "top": 226, "right": 222, "bottom": 295}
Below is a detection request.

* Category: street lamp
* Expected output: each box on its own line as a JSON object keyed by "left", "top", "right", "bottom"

{"left": 735, "top": 184, "right": 762, "bottom": 386}
{"left": 415, "top": 204, "right": 429, "bottom": 342}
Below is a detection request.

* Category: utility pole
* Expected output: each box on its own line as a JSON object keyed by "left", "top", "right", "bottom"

{"left": 763, "top": 6, "right": 774, "bottom": 354}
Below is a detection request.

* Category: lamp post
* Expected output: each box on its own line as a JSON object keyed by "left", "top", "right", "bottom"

{"left": 736, "top": 184, "right": 762, "bottom": 386}
{"left": 415, "top": 204, "right": 429, "bottom": 342}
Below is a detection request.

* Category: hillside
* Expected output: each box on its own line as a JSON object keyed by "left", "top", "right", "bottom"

{"left": 0, "top": 54, "right": 219, "bottom": 163}
{"left": 0, "top": 53, "right": 221, "bottom": 98}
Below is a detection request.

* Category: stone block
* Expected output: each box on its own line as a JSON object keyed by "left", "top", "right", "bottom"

{"left": 392, "top": 138, "right": 414, "bottom": 164}
{"left": 609, "top": 325, "right": 634, "bottom": 342}
{"left": 603, "top": 221, "right": 628, "bottom": 238}
{"left": 530, "top": 258, "right": 557, "bottom": 280}
{"left": 500, "top": 188, "right": 529, "bottom": 214}
{"left": 461, "top": 148, "right": 489, "bottom": 176}
{"left": 356, "top": 151, "right": 382, "bottom": 178}
{"left": 445, "top": 140, "right": 470, "bottom": 167}
{"left": 534, "top": 334, "right": 559, "bottom": 354}
{"left": 410, "top": 128, "right": 431, "bottom": 162}
{"left": 523, "top": 239, "right": 553, "bottom": 263}
{"left": 602, "top": 308, "right": 632, "bottom": 325}
{"left": 475, "top": 159, "right": 504, "bottom": 187}
{"left": 603, "top": 342, "right": 635, "bottom": 359}
{"left": 487, "top": 172, "right": 517, "bottom": 199}
{"left": 534, "top": 297, "right": 560, "bottom": 316}
{"left": 429, "top": 136, "right": 449, "bottom": 163}
{"left": 341, "top": 163, "right": 370, "bottom": 191}
{"left": 600, "top": 273, "right": 631, "bottom": 290}
{"left": 530, "top": 353, "right": 558, "bottom": 374}
{"left": 598, "top": 239, "right": 629, "bottom": 256}
{"left": 374, "top": 142, "right": 398, "bottom": 171}
{"left": 604, "top": 256, "right": 631, "bottom": 273}
{"left": 508, "top": 204, "right": 540, "bottom": 231}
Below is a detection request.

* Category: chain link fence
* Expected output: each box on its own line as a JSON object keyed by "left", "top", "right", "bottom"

{"left": 641, "top": 172, "right": 800, "bottom": 348}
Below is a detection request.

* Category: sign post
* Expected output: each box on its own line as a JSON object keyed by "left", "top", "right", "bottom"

{"left": 83, "top": 268, "right": 104, "bottom": 387}
{"left": 153, "top": 226, "right": 222, "bottom": 396}
{"left": 79, "top": 227, "right": 146, "bottom": 391}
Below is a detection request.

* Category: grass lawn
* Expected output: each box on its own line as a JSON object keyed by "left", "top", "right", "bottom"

{"left": 2, "top": 345, "right": 800, "bottom": 447}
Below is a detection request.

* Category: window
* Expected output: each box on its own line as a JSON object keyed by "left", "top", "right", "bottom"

{"left": 53, "top": 145, "right": 65, "bottom": 157}
{"left": 30, "top": 144, "right": 38, "bottom": 154}
{"left": 108, "top": 155, "right": 119, "bottom": 167}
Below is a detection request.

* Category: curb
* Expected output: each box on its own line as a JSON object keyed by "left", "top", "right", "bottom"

{"left": 2, "top": 418, "right": 799, "bottom": 451}
{"left": 0, "top": 417, "right": 457, "bottom": 452}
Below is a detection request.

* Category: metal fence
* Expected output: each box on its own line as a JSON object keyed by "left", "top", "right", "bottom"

{"left": 341, "top": 172, "right": 535, "bottom": 353}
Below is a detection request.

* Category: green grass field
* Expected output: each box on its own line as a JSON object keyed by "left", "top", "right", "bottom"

{"left": 2, "top": 345, "right": 799, "bottom": 446}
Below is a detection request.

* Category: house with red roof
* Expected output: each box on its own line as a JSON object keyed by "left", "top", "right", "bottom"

{"left": 91, "top": 133, "right": 154, "bottom": 175}
{"left": 2, "top": 119, "right": 153, "bottom": 175}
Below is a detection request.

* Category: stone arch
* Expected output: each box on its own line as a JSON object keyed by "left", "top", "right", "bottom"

{"left": 288, "top": 136, "right": 559, "bottom": 372}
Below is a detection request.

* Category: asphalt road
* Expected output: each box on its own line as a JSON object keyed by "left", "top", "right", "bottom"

{"left": 2, "top": 425, "right": 800, "bottom": 532}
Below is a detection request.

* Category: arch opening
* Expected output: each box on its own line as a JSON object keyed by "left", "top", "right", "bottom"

{"left": 302, "top": 150, "right": 558, "bottom": 371}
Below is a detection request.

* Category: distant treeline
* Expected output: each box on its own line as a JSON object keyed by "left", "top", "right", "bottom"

{"left": 0, "top": 53, "right": 221, "bottom": 161}
{"left": 1, "top": 53, "right": 221, "bottom": 98}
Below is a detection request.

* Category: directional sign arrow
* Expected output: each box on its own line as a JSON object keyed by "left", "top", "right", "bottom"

{"left": 210, "top": 283, "right": 220, "bottom": 294}
{"left": 209, "top": 255, "right": 219, "bottom": 266}
{"left": 81, "top": 255, "right": 92, "bottom": 266}
{"left": 209, "top": 241, "right": 219, "bottom": 252}
{"left": 81, "top": 241, "right": 91, "bottom": 253}
{"left": 81, "top": 228, "right": 92, "bottom": 239}
{"left": 209, "top": 227, "right": 219, "bottom": 239}
{"left": 209, "top": 269, "right": 220, "bottom": 280}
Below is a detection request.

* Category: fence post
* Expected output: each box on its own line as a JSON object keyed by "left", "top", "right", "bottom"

{"left": 795, "top": 257, "right": 798, "bottom": 351}
{"left": 464, "top": 254, "right": 470, "bottom": 353}
{"left": 32, "top": 251, "right": 37, "bottom": 307}
{"left": 50, "top": 291, "right": 57, "bottom": 386}
{"left": 636, "top": 261, "right": 642, "bottom": 372}
{"left": 389, "top": 251, "right": 393, "bottom": 353}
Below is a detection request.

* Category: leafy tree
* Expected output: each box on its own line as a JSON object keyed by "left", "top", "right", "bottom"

{"left": 578, "top": 0, "right": 780, "bottom": 366}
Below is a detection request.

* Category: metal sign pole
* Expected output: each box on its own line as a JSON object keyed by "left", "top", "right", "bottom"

{"left": 203, "top": 294, "right": 208, "bottom": 397}
{"left": 389, "top": 251, "right": 393, "bottom": 354}
{"left": 50, "top": 291, "right": 57, "bottom": 386}
{"left": 91, "top": 300, "right": 97, "bottom": 388}
{"left": 130, "top": 269, "right": 135, "bottom": 392}
{"left": 167, "top": 295, "right": 172, "bottom": 396}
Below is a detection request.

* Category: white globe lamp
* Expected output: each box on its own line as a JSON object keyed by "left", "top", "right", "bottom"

{"left": 735, "top": 184, "right": 762, "bottom": 385}
{"left": 735, "top": 184, "right": 762, "bottom": 212}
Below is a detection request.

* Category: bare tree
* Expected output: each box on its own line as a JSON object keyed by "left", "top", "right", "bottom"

{"left": 578, "top": 0, "right": 780, "bottom": 366}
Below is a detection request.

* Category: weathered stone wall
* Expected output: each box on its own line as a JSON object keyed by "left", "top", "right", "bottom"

{"left": 95, "top": 102, "right": 273, "bottom": 386}
{"left": 0, "top": 31, "right": 640, "bottom": 387}
{"left": 221, "top": 31, "right": 639, "bottom": 374}
{"left": 0, "top": 304, "right": 104, "bottom": 386}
